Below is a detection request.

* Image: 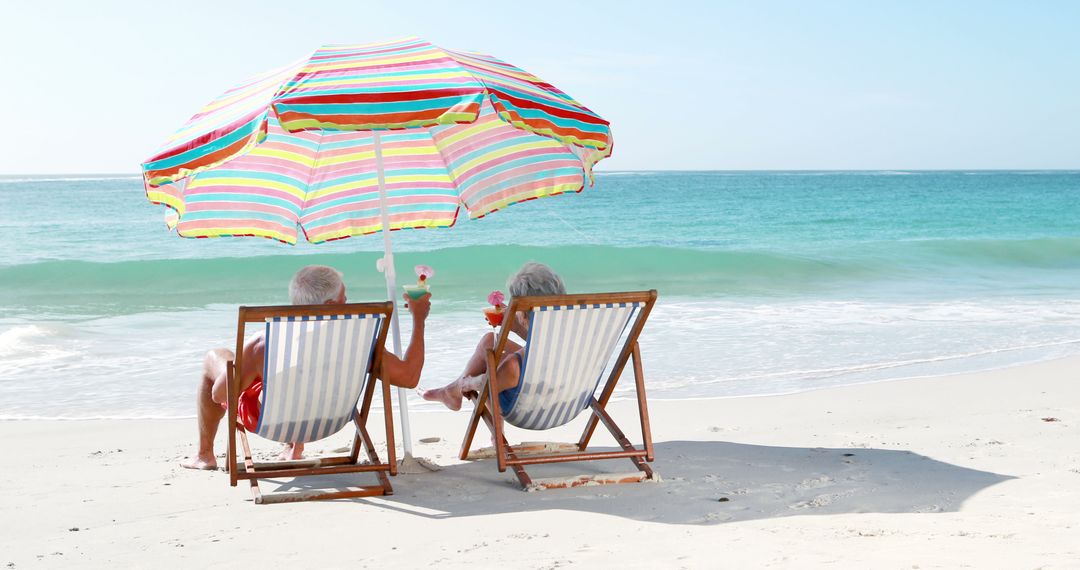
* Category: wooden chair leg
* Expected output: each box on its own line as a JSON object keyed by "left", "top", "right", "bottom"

{"left": 483, "top": 350, "right": 511, "bottom": 473}
{"left": 226, "top": 361, "right": 238, "bottom": 486}
{"left": 631, "top": 343, "right": 655, "bottom": 462}
{"left": 348, "top": 430, "right": 363, "bottom": 465}
{"left": 357, "top": 418, "right": 393, "bottom": 495}
{"left": 588, "top": 399, "right": 654, "bottom": 479}
{"left": 249, "top": 479, "right": 264, "bottom": 503}
{"left": 381, "top": 376, "right": 396, "bottom": 474}
{"left": 237, "top": 427, "right": 265, "bottom": 500}
{"left": 352, "top": 399, "right": 393, "bottom": 495}
{"left": 351, "top": 375, "right": 378, "bottom": 465}
{"left": 237, "top": 427, "right": 256, "bottom": 474}
{"left": 459, "top": 386, "right": 489, "bottom": 460}
{"left": 473, "top": 406, "right": 533, "bottom": 487}
{"left": 461, "top": 381, "right": 534, "bottom": 487}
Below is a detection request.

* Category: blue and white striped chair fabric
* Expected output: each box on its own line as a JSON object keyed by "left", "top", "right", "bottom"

{"left": 502, "top": 302, "right": 642, "bottom": 431}
{"left": 255, "top": 313, "right": 383, "bottom": 443}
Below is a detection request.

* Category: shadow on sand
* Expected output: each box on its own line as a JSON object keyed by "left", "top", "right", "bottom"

{"left": 261, "top": 440, "right": 1014, "bottom": 525}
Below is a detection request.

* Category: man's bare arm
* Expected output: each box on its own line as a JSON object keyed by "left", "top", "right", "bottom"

{"left": 380, "top": 293, "right": 430, "bottom": 388}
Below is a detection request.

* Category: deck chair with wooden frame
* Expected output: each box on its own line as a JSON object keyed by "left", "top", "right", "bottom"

{"left": 226, "top": 301, "right": 397, "bottom": 504}
{"left": 459, "top": 290, "right": 658, "bottom": 491}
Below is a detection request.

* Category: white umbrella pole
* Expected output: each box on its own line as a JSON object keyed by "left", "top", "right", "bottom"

{"left": 372, "top": 131, "right": 414, "bottom": 459}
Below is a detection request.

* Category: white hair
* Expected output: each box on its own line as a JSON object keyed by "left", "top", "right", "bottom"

{"left": 507, "top": 262, "right": 566, "bottom": 299}
{"left": 289, "top": 265, "right": 344, "bottom": 305}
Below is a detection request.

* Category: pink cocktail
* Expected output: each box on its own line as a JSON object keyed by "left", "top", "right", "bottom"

{"left": 482, "top": 307, "right": 505, "bottom": 327}
{"left": 484, "top": 290, "right": 506, "bottom": 327}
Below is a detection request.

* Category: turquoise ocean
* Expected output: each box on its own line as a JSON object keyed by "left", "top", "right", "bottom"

{"left": 2, "top": 171, "right": 1079, "bottom": 419}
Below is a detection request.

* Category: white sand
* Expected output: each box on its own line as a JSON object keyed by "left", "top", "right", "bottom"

{"left": 2, "top": 357, "right": 1079, "bottom": 568}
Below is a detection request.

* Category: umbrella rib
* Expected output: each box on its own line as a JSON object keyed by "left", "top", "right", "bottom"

{"left": 298, "top": 127, "right": 329, "bottom": 243}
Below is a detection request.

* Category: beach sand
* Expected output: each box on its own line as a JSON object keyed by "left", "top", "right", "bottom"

{"left": 2, "top": 357, "right": 1078, "bottom": 568}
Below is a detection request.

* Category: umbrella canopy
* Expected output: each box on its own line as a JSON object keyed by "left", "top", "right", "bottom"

{"left": 143, "top": 37, "right": 612, "bottom": 241}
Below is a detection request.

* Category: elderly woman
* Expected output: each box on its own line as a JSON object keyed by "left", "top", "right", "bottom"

{"left": 422, "top": 262, "right": 565, "bottom": 411}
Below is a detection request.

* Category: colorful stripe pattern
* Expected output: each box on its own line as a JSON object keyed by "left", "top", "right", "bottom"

{"left": 143, "top": 60, "right": 306, "bottom": 187}
{"left": 273, "top": 38, "right": 486, "bottom": 133}
{"left": 163, "top": 118, "right": 313, "bottom": 243}
{"left": 429, "top": 101, "right": 585, "bottom": 220}
{"left": 143, "top": 37, "right": 611, "bottom": 244}
{"left": 298, "top": 127, "right": 461, "bottom": 243}
{"left": 445, "top": 49, "right": 612, "bottom": 179}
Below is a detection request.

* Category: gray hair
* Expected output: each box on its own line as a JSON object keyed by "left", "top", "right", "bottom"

{"left": 507, "top": 262, "right": 566, "bottom": 299}
{"left": 289, "top": 265, "right": 344, "bottom": 305}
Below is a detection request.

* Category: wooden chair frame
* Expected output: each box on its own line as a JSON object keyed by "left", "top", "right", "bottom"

{"left": 458, "top": 290, "right": 659, "bottom": 490}
{"left": 225, "top": 302, "right": 397, "bottom": 504}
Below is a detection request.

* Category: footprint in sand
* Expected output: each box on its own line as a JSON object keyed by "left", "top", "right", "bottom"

{"left": 790, "top": 494, "right": 835, "bottom": 509}
{"left": 790, "top": 489, "right": 856, "bottom": 509}
{"left": 795, "top": 475, "right": 834, "bottom": 490}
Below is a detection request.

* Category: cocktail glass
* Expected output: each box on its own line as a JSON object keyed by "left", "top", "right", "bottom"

{"left": 403, "top": 284, "right": 429, "bottom": 300}
{"left": 482, "top": 307, "right": 504, "bottom": 327}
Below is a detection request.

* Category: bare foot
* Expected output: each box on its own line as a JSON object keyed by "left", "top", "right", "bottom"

{"left": 421, "top": 385, "right": 463, "bottom": 411}
{"left": 278, "top": 443, "right": 304, "bottom": 461}
{"left": 180, "top": 451, "right": 218, "bottom": 470}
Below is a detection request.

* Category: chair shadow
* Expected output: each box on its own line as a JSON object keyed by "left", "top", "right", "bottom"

{"left": 262, "top": 440, "right": 1015, "bottom": 525}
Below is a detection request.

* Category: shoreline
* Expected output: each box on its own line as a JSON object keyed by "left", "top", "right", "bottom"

{"left": 2, "top": 355, "right": 1078, "bottom": 566}
{"left": 4, "top": 350, "right": 1079, "bottom": 422}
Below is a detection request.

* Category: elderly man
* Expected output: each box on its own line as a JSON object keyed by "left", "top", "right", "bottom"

{"left": 422, "top": 262, "right": 564, "bottom": 411}
{"left": 182, "top": 265, "right": 431, "bottom": 470}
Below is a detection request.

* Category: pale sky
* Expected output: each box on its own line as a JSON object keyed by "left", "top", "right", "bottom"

{"left": 1, "top": 0, "right": 1078, "bottom": 174}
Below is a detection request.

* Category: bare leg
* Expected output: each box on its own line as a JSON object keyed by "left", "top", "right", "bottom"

{"left": 181, "top": 349, "right": 232, "bottom": 470}
{"left": 422, "top": 333, "right": 521, "bottom": 410}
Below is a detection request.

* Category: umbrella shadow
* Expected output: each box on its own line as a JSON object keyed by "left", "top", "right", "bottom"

{"left": 262, "top": 440, "right": 1014, "bottom": 525}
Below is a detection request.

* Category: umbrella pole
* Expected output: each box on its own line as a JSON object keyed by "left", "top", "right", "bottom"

{"left": 372, "top": 131, "right": 414, "bottom": 459}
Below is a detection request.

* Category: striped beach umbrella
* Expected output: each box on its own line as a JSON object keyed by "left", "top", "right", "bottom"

{"left": 141, "top": 37, "right": 613, "bottom": 461}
